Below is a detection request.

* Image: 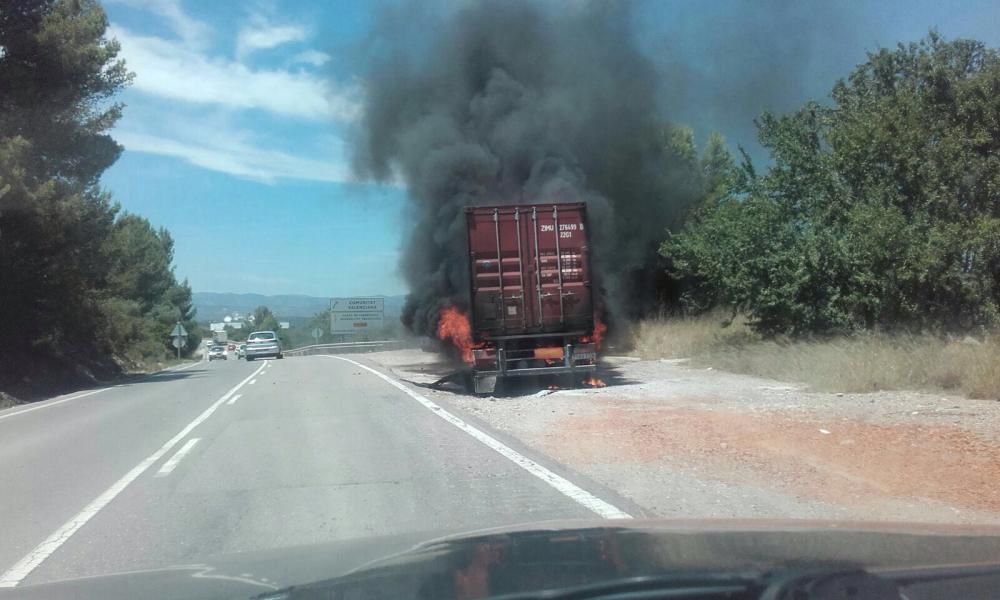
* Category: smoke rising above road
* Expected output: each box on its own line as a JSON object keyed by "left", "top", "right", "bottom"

{"left": 353, "top": 0, "right": 703, "bottom": 336}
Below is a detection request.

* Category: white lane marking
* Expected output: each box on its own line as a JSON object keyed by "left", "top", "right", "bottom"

{"left": 226, "top": 393, "right": 242, "bottom": 406}
{"left": 329, "top": 356, "right": 632, "bottom": 520}
{"left": 249, "top": 379, "right": 257, "bottom": 385}
{"left": 168, "top": 361, "right": 200, "bottom": 372}
{"left": 0, "top": 362, "right": 200, "bottom": 423}
{"left": 155, "top": 438, "right": 200, "bottom": 477}
{"left": 0, "top": 362, "right": 266, "bottom": 588}
{"left": 0, "top": 388, "right": 110, "bottom": 422}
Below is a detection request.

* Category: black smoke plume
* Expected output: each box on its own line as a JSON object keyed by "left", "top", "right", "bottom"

{"left": 351, "top": 1, "right": 706, "bottom": 336}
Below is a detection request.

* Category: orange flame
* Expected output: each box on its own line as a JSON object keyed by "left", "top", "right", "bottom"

{"left": 584, "top": 377, "right": 607, "bottom": 388}
{"left": 437, "top": 306, "right": 475, "bottom": 364}
{"left": 592, "top": 318, "right": 607, "bottom": 351}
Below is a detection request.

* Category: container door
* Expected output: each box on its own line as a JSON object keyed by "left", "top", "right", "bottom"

{"left": 496, "top": 208, "right": 527, "bottom": 331}
{"left": 468, "top": 208, "right": 529, "bottom": 334}
{"left": 524, "top": 205, "right": 591, "bottom": 330}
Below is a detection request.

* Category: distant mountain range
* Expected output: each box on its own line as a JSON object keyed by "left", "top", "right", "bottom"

{"left": 193, "top": 292, "right": 406, "bottom": 322}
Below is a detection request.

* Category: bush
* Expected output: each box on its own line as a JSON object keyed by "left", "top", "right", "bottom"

{"left": 664, "top": 33, "right": 1000, "bottom": 336}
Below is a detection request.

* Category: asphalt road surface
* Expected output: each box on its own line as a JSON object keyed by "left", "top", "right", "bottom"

{"left": 0, "top": 353, "right": 633, "bottom": 590}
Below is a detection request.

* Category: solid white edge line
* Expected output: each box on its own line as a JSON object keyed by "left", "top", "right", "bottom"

{"left": 168, "top": 361, "right": 200, "bottom": 372}
{"left": 0, "top": 361, "right": 266, "bottom": 588}
{"left": 155, "top": 438, "right": 200, "bottom": 477}
{"left": 226, "top": 393, "right": 242, "bottom": 406}
{"left": 0, "top": 388, "right": 110, "bottom": 422}
{"left": 0, "top": 362, "right": 200, "bottom": 423}
{"left": 328, "top": 356, "right": 632, "bottom": 520}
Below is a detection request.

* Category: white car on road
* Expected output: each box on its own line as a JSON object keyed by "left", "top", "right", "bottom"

{"left": 244, "top": 331, "right": 283, "bottom": 361}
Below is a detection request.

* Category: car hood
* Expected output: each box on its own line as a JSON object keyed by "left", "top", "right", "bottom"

{"left": 6, "top": 519, "right": 1000, "bottom": 600}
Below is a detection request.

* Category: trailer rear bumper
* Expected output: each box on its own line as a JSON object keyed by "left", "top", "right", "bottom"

{"left": 478, "top": 364, "right": 596, "bottom": 378}
{"left": 471, "top": 364, "right": 596, "bottom": 394}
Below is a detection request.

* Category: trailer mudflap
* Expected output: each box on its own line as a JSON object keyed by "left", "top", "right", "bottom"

{"left": 473, "top": 373, "right": 498, "bottom": 395}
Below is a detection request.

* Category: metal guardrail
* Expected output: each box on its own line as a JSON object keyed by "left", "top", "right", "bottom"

{"left": 284, "top": 340, "right": 407, "bottom": 356}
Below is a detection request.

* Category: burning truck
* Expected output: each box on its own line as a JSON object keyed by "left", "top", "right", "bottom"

{"left": 436, "top": 202, "right": 605, "bottom": 394}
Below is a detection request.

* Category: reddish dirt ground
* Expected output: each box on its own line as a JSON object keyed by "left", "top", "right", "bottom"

{"left": 536, "top": 402, "right": 1000, "bottom": 513}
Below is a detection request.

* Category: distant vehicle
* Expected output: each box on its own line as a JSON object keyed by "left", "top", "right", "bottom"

{"left": 245, "top": 331, "right": 282, "bottom": 361}
{"left": 207, "top": 345, "right": 227, "bottom": 361}
{"left": 237, "top": 344, "right": 246, "bottom": 359}
{"left": 463, "top": 203, "right": 598, "bottom": 394}
{"left": 227, "top": 343, "right": 235, "bottom": 351}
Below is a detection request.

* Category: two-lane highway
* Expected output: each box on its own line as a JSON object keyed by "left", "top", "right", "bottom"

{"left": 0, "top": 354, "right": 629, "bottom": 590}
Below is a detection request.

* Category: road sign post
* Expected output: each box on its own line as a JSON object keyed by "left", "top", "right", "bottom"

{"left": 170, "top": 322, "right": 189, "bottom": 359}
{"left": 311, "top": 328, "right": 323, "bottom": 343}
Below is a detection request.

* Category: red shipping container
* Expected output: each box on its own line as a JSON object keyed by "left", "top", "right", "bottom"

{"left": 464, "top": 203, "right": 598, "bottom": 393}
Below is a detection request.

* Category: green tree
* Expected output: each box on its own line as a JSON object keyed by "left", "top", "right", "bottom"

{"left": 0, "top": 0, "right": 133, "bottom": 381}
{"left": 664, "top": 32, "right": 1000, "bottom": 334}
{"left": 252, "top": 306, "right": 275, "bottom": 329}
{"left": 103, "top": 215, "right": 175, "bottom": 311}
{"left": 99, "top": 214, "right": 200, "bottom": 361}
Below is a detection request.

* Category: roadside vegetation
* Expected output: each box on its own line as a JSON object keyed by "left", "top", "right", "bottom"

{"left": 642, "top": 34, "right": 1000, "bottom": 400}
{"left": 0, "top": 1, "right": 199, "bottom": 401}
{"left": 662, "top": 34, "right": 1000, "bottom": 338}
{"left": 631, "top": 315, "right": 1000, "bottom": 399}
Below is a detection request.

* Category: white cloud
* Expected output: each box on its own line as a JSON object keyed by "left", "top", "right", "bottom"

{"left": 292, "top": 50, "right": 331, "bottom": 67}
{"left": 106, "top": 1, "right": 364, "bottom": 183}
{"left": 116, "top": 128, "right": 352, "bottom": 184}
{"left": 107, "top": 0, "right": 210, "bottom": 46}
{"left": 236, "top": 19, "right": 308, "bottom": 59}
{"left": 109, "top": 24, "right": 359, "bottom": 121}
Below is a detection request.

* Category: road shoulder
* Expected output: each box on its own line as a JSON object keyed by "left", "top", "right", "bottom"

{"left": 361, "top": 349, "right": 1000, "bottom": 525}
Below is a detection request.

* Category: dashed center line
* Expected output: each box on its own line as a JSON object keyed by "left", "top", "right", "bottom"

{"left": 0, "top": 361, "right": 266, "bottom": 588}
{"left": 155, "top": 438, "right": 200, "bottom": 477}
{"left": 227, "top": 393, "right": 242, "bottom": 406}
{"left": 249, "top": 379, "right": 257, "bottom": 385}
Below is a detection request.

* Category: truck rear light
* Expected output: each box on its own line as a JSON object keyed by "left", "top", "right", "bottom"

{"left": 533, "top": 347, "right": 564, "bottom": 360}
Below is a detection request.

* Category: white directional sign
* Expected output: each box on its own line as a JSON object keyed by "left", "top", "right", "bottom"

{"left": 330, "top": 297, "right": 384, "bottom": 334}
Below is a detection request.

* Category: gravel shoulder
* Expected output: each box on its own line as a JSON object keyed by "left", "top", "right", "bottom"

{"left": 364, "top": 349, "right": 1000, "bottom": 525}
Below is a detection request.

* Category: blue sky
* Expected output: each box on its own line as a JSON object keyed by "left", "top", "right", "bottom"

{"left": 101, "top": 0, "right": 404, "bottom": 297}
{"left": 99, "top": 0, "right": 1000, "bottom": 298}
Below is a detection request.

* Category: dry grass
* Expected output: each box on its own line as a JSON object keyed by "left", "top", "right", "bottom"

{"left": 630, "top": 311, "right": 757, "bottom": 359}
{"left": 631, "top": 315, "right": 1000, "bottom": 400}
